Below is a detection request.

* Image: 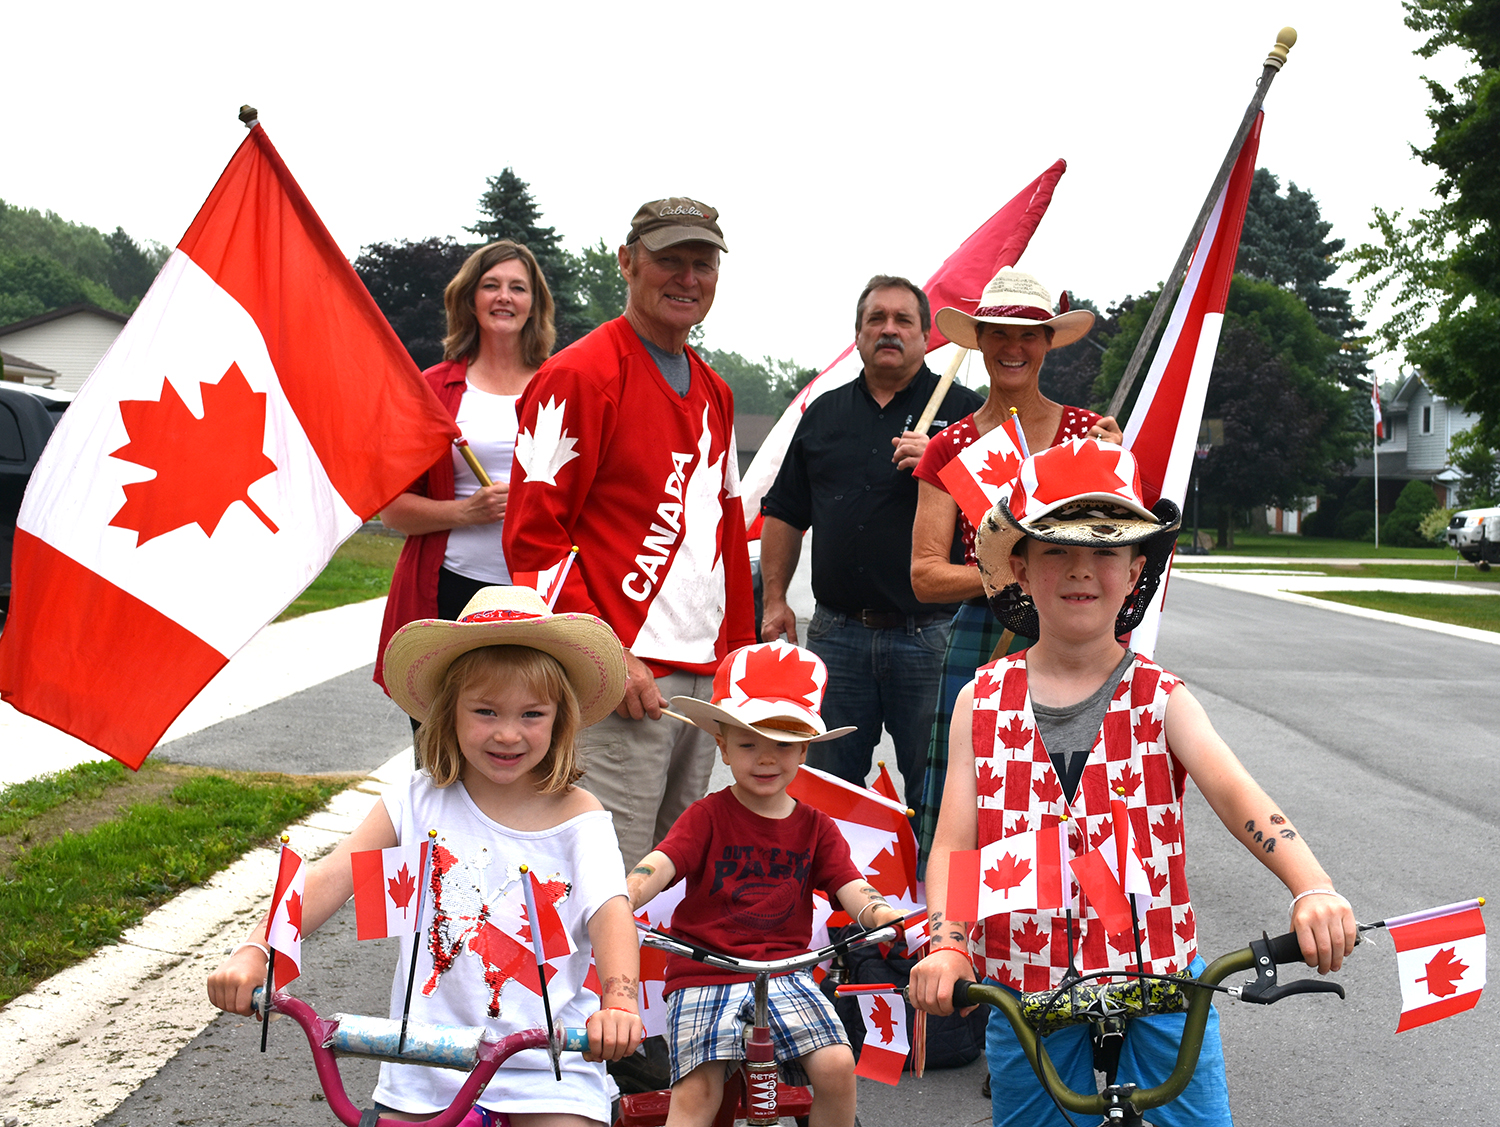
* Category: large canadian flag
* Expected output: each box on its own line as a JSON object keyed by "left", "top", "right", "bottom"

{"left": 1121, "top": 114, "right": 1262, "bottom": 658}
{"left": 740, "top": 159, "right": 1068, "bottom": 528}
{"left": 0, "top": 124, "right": 457, "bottom": 767}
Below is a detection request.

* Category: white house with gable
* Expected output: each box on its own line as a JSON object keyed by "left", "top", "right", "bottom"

{"left": 1352, "top": 371, "right": 1479, "bottom": 508}
{"left": 0, "top": 304, "right": 128, "bottom": 393}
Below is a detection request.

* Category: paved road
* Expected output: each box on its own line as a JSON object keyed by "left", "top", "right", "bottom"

{"left": 99, "top": 582, "right": 1498, "bottom": 1126}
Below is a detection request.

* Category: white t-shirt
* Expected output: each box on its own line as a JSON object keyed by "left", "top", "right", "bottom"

{"left": 372, "top": 772, "right": 627, "bottom": 1118}
{"left": 443, "top": 387, "right": 519, "bottom": 583}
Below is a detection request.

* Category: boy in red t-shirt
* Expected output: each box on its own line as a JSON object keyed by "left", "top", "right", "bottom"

{"left": 627, "top": 640, "right": 906, "bottom": 1127}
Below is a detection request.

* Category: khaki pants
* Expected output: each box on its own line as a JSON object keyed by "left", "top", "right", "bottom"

{"left": 577, "top": 670, "right": 717, "bottom": 872}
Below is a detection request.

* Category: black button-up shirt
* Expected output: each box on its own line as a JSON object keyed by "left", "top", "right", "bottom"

{"left": 762, "top": 364, "right": 984, "bottom": 615}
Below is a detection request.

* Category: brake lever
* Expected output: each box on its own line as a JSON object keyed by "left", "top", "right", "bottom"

{"left": 1230, "top": 933, "right": 1346, "bottom": 1004}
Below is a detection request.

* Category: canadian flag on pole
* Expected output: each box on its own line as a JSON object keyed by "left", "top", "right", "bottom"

{"left": 512, "top": 547, "right": 578, "bottom": 611}
{"left": 935, "top": 410, "right": 1030, "bottom": 528}
{"left": 1121, "top": 114, "right": 1262, "bottom": 658}
{"left": 740, "top": 159, "right": 1068, "bottom": 529}
{"left": 267, "top": 844, "right": 306, "bottom": 990}
{"left": 634, "top": 881, "right": 688, "bottom": 1039}
{"left": 1371, "top": 380, "right": 1384, "bottom": 438}
{"left": 1388, "top": 899, "right": 1486, "bottom": 1032}
{"left": 0, "top": 122, "right": 457, "bottom": 768}
{"left": 946, "top": 821, "right": 1069, "bottom": 923}
{"left": 1070, "top": 800, "right": 1153, "bottom": 936}
{"left": 854, "top": 993, "right": 909, "bottom": 1085}
{"left": 351, "top": 841, "right": 430, "bottom": 941}
{"left": 787, "top": 765, "right": 920, "bottom": 905}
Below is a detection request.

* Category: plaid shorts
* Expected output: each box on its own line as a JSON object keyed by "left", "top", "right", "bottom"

{"left": 665, "top": 972, "right": 848, "bottom": 1084}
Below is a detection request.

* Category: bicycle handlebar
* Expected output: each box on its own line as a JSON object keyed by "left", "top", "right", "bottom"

{"left": 948, "top": 930, "right": 1346, "bottom": 1117}
{"left": 636, "top": 920, "right": 903, "bottom": 975}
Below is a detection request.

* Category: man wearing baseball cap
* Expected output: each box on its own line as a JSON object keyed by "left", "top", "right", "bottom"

{"left": 504, "top": 197, "right": 754, "bottom": 874}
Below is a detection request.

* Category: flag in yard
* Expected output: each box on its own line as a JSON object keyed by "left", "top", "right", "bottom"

{"left": 1371, "top": 380, "right": 1384, "bottom": 438}
{"left": 267, "top": 844, "right": 305, "bottom": 990}
{"left": 0, "top": 122, "right": 458, "bottom": 769}
{"left": 1120, "top": 114, "right": 1262, "bottom": 658}
{"left": 1387, "top": 899, "right": 1486, "bottom": 1032}
{"left": 740, "top": 160, "right": 1068, "bottom": 528}
{"left": 513, "top": 547, "right": 578, "bottom": 610}
{"left": 351, "top": 841, "right": 430, "bottom": 941}
{"left": 1069, "top": 801, "right": 1152, "bottom": 936}
{"left": 945, "top": 822, "right": 1069, "bottom": 923}
{"left": 854, "top": 993, "right": 910, "bottom": 1085}
{"left": 788, "top": 765, "right": 919, "bottom": 905}
{"left": 935, "top": 410, "right": 1030, "bottom": 527}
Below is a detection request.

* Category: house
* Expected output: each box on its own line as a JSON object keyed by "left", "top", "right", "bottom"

{"left": 0, "top": 304, "right": 128, "bottom": 393}
{"left": 1, "top": 349, "right": 61, "bottom": 387}
{"left": 1352, "top": 371, "right": 1478, "bottom": 507}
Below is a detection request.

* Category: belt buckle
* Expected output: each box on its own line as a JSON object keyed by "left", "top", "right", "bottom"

{"left": 857, "top": 609, "right": 875, "bottom": 628}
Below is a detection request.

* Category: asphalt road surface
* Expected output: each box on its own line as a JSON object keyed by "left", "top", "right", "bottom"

{"left": 101, "top": 582, "right": 1498, "bottom": 1126}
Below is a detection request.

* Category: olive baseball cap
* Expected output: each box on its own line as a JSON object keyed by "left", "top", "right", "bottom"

{"left": 625, "top": 197, "right": 728, "bottom": 253}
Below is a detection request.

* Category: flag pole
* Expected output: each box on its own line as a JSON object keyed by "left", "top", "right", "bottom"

{"left": 260, "top": 832, "right": 289, "bottom": 1053}
{"left": 1372, "top": 380, "right": 1381, "bottom": 549}
{"left": 520, "top": 864, "right": 562, "bottom": 1080}
{"left": 397, "top": 830, "right": 438, "bottom": 1056}
{"left": 455, "top": 438, "right": 494, "bottom": 488}
{"left": 1106, "top": 27, "right": 1298, "bottom": 421}
{"left": 549, "top": 547, "right": 580, "bottom": 611}
{"left": 913, "top": 348, "right": 970, "bottom": 436}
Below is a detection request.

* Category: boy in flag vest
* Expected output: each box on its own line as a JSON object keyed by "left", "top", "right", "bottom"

{"left": 626, "top": 640, "right": 906, "bottom": 1127}
{"left": 908, "top": 438, "right": 1357, "bottom": 1127}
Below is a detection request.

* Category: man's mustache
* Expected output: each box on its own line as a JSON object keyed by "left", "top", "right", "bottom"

{"left": 875, "top": 335, "right": 904, "bottom": 351}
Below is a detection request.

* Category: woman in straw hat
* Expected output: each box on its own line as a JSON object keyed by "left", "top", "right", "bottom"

{"left": 375, "top": 241, "right": 557, "bottom": 704}
{"left": 909, "top": 267, "right": 1123, "bottom": 862}
{"left": 210, "top": 586, "right": 643, "bottom": 1124}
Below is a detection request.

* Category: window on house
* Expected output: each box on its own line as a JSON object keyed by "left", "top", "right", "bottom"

{"left": 1422, "top": 405, "right": 1432, "bottom": 434}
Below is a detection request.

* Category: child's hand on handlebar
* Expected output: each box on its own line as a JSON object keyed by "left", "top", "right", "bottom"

{"left": 907, "top": 947, "right": 977, "bottom": 1018}
{"left": 584, "top": 1005, "right": 643, "bottom": 1063}
{"left": 208, "top": 945, "right": 270, "bottom": 1017}
{"left": 1291, "top": 890, "right": 1357, "bottom": 974}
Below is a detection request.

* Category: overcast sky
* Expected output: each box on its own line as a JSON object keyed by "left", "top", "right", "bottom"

{"left": 3, "top": 0, "right": 1468, "bottom": 385}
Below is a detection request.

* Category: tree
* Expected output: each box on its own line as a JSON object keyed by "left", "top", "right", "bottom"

{"left": 1449, "top": 425, "right": 1500, "bottom": 505}
{"left": 573, "top": 237, "right": 627, "bottom": 327}
{"left": 1385, "top": 477, "right": 1441, "bottom": 546}
{"left": 1349, "top": 0, "right": 1500, "bottom": 448}
{"left": 1036, "top": 294, "right": 1109, "bottom": 410}
{"left": 468, "top": 169, "right": 590, "bottom": 349}
{"left": 696, "top": 349, "right": 812, "bottom": 415}
{"left": 0, "top": 252, "right": 127, "bottom": 323}
{"left": 353, "top": 237, "right": 473, "bottom": 369}
{"left": 0, "top": 200, "right": 167, "bottom": 317}
{"left": 104, "top": 227, "right": 168, "bottom": 306}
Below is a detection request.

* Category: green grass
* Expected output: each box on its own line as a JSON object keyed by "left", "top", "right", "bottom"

{"left": 1302, "top": 591, "right": 1500, "bottom": 632}
{"left": 1175, "top": 533, "right": 1454, "bottom": 559}
{"left": 1173, "top": 561, "right": 1500, "bottom": 583}
{"left": 277, "top": 530, "right": 403, "bottom": 621}
{"left": 0, "top": 760, "right": 128, "bottom": 836}
{"left": 0, "top": 763, "right": 348, "bottom": 1005}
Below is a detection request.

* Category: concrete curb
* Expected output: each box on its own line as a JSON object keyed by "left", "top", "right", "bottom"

{"left": 0, "top": 748, "right": 413, "bottom": 1127}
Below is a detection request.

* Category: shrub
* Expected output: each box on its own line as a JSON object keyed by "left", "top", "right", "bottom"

{"left": 1384, "top": 479, "right": 1440, "bottom": 547}
{"left": 1419, "top": 507, "right": 1456, "bottom": 546}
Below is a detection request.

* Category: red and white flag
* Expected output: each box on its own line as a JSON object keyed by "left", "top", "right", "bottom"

{"left": 854, "top": 993, "right": 909, "bottom": 1085}
{"left": 0, "top": 124, "right": 457, "bottom": 768}
{"left": 351, "top": 841, "right": 430, "bottom": 941}
{"left": 788, "top": 765, "right": 919, "bottom": 905}
{"left": 634, "top": 881, "right": 688, "bottom": 1038}
{"left": 935, "top": 410, "right": 1030, "bottom": 528}
{"left": 740, "top": 159, "right": 1068, "bottom": 528}
{"left": 1121, "top": 114, "right": 1262, "bottom": 658}
{"left": 1070, "top": 801, "right": 1152, "bottom": 936}
{"left": 267, "top": 845, "right": 305, "bottom": 990}
{"left": 512, "top": 547, "right": 578, "bottom": 610}
{"left": 1388, "top": 899, "right": 1486, "bottom": 1032}
{"left": 1371, "top": 380, "right": 1384, "bottom": 438}
{"left": 946, "top": 822, "right": 1069, "bottom": 923}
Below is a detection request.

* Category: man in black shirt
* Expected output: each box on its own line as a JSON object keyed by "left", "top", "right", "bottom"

{"left": 759, "top": 276, "right": 983, "bottom": 792}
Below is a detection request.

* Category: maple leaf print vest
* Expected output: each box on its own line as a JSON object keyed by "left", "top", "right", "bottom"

{"left": 971, "top": 652, "right": 1196, "bottom": 992}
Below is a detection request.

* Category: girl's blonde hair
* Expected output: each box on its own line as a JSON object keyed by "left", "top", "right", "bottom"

{"left": 416, "top": 645, "right": 583, "bottom": 793}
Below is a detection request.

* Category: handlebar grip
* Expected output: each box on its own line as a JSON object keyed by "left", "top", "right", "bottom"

{"left": 559, "top": 1027, "right": 590, "bottom": 1053}
{"left": 952, "top": 980, "right": 975, "bottom": 1009}
{"left": 1263, "top": 931, "right": 1306, "bottom": 965}
{"left": 250, "top": 986, "right": 267, "bottom": 1019}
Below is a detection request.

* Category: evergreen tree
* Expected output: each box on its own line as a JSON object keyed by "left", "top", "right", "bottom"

{"left": 574, "top": 237, "right": 628, "bottom": 328}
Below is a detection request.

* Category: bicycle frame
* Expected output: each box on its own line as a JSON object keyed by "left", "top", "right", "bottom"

{"left": 951, "top": 930, "right": 1346, "bottom": 1126}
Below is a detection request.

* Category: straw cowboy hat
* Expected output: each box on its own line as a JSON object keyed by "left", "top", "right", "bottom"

{"left": 934, "top": 267, "right": 1095, "bottom": 351}
{"left": 667, "top": 640, "right": 857, "bottom": 743}
{"left": 974, "top": 438, "right": 1181, "bottom": 639}
{"left": 382, "top": 586, "right": 626, "bottom": 726}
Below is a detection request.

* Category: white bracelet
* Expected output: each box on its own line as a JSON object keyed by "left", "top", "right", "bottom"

{"left": 1289, "top": 889, "right": 1345, "bottom": 914}
{"left": 231, "top": 941, "right": 271, "bottom": 960}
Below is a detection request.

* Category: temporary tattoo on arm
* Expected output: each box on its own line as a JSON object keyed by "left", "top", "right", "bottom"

{"left": 630, "top": 864, "right": 655, "bottom": 877}
{"left": 600, "top": 974, "right": 638, "bottom": 1000}
{"left": 1244, "top": 817, "right": 1291, "bottom": 854}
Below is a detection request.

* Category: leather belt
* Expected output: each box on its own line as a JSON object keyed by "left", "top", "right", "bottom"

{"left": 844, "top": 608, "right": 948, "bottom": 630}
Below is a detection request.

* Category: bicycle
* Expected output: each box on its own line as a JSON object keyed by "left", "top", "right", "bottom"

{"left": 616, "top": 920, "right": 907, "bottom": 1127}
{"left": 250, "top": 985, "right": 591, "bottom": 1127}
{"left": 944, "top": 928, "right": 1348, "bottom": 1127}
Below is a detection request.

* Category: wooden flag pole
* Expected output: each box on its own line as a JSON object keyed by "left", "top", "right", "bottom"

{"left": 455, "top": 438, "right": 494, "bottom": 488}
{"left": 397, "top": 830, "right": 438, "bottom": 1056}
{"left": 1105, "top": 27, "right": 1298, "bottom": 422}
{"left": 913, "top": 349, "right": 970, "bottom": 436}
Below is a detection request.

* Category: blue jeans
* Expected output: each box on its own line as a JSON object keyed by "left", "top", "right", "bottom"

{"left": 803, "top": 604, "right": 949, "bottom": 795}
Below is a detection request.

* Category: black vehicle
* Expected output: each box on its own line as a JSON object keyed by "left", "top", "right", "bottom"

{"left": 1, "top": 384, "right": 70, "bottom": 624}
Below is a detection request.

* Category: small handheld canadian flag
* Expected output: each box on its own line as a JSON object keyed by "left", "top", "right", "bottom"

{"left": 351, "top": 841, "right": 431, "bottom": 941}
{"left": 512, "top": 546, "right": 579, "bottom": 611}
{"left": 935, "top": 409, "right": 1030, "bottom": 528}
{"left": 854, "top": 993, "right": 909, "bottom": 1086}
{"left": 266, "top": 841, "right": 305, "bottom": 991}
{"left": 1384, "top": 898, "right": 1486, "bottom": 1033}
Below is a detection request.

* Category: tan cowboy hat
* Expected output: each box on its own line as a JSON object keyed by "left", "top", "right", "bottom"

{"left": 934, "top": 267, "right": 1095, "bottom": 350}
{"left": 382, "top": 586, "right": 627, "bottom": 726}
{"left": 667, "top": 641, "right": 856, "bottom": 744}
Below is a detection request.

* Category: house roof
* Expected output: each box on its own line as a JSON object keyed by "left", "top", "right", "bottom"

{"left": 0, "top": 349, "right": 60, "bottom": 377}
{"left": 0, "top": 302, "right": 129, "bottom": 337}
{"left": 1391, "top": 371, "right": 1432, "bottom": 409}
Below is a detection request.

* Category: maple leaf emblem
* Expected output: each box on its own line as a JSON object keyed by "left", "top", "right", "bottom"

{"left": 109, "top": 363, "right": 279, "bottom": 545}
{"left": 997, "top": 717, "right": 1032, "bottom": 751}
{"left": 1005, "top": 816, "right": 1029, "bottom": 837}
{"left": 1144, "top": 861, "right": 1168, "bottom": 897}
{"left": 984, "top": 852, "right": 1031, "bottom": 894}
{"left": 976, "top": 762, "right": 1002, "bottom": 798}
{"left": 285, "top": 889, "right": 304, "bottom": 941}
{"left": 972, "top": 671, "right": 1001, "bottom": 702}
{"left": 515, "top": 396, "right": 580, "bottom": 486}
{"left": 1175, "top": 907, "right": 1196, "bottom": 943}
{"left": 1133, "top": 714, "right": 1163, "bottom": 746}
{"left": 1027, "top": 439, "right": 1134, "bottom": 508}
{"left": 976, "top": 446, "right": 1021, "bottom": 490}
{"left": 1114, "top": 764, "right": 1142, "bottom": 796}
{"left": 736, "top": 643, "right": 820, "bottom": 707}
{"left": 1012, "top": 918, "right": 1049, "bottom": 955}
{"left": 388, "top": 863, "right": 418, "bottom": 917}
{"left": 1089, "top": 823, "right": 1112, "bottom": 851}
{"left": 869, "top": 995, "right": 898, "bottom": 1044}
{"left": 1152, "top": 809, "right": 1182, "bottom": 847}
{"left": 1108, "top": 928, "right": 1136, "bottom": 955}
{"left": 1417, "top": 947, "right": 1470, "bottom": 997}
{"left": 997, "top": 966, "right": 1022, "bottom": 989}
{"left": 1032, "top": 774, "right": 1063, "bottom": 806}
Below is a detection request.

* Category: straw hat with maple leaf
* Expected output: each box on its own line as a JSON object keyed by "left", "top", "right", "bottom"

{"left": 665, "top": 640, "right": 856, "bottom": 743}
{"left": 974, "top": 437, "right": 1181, "bottom": 640}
